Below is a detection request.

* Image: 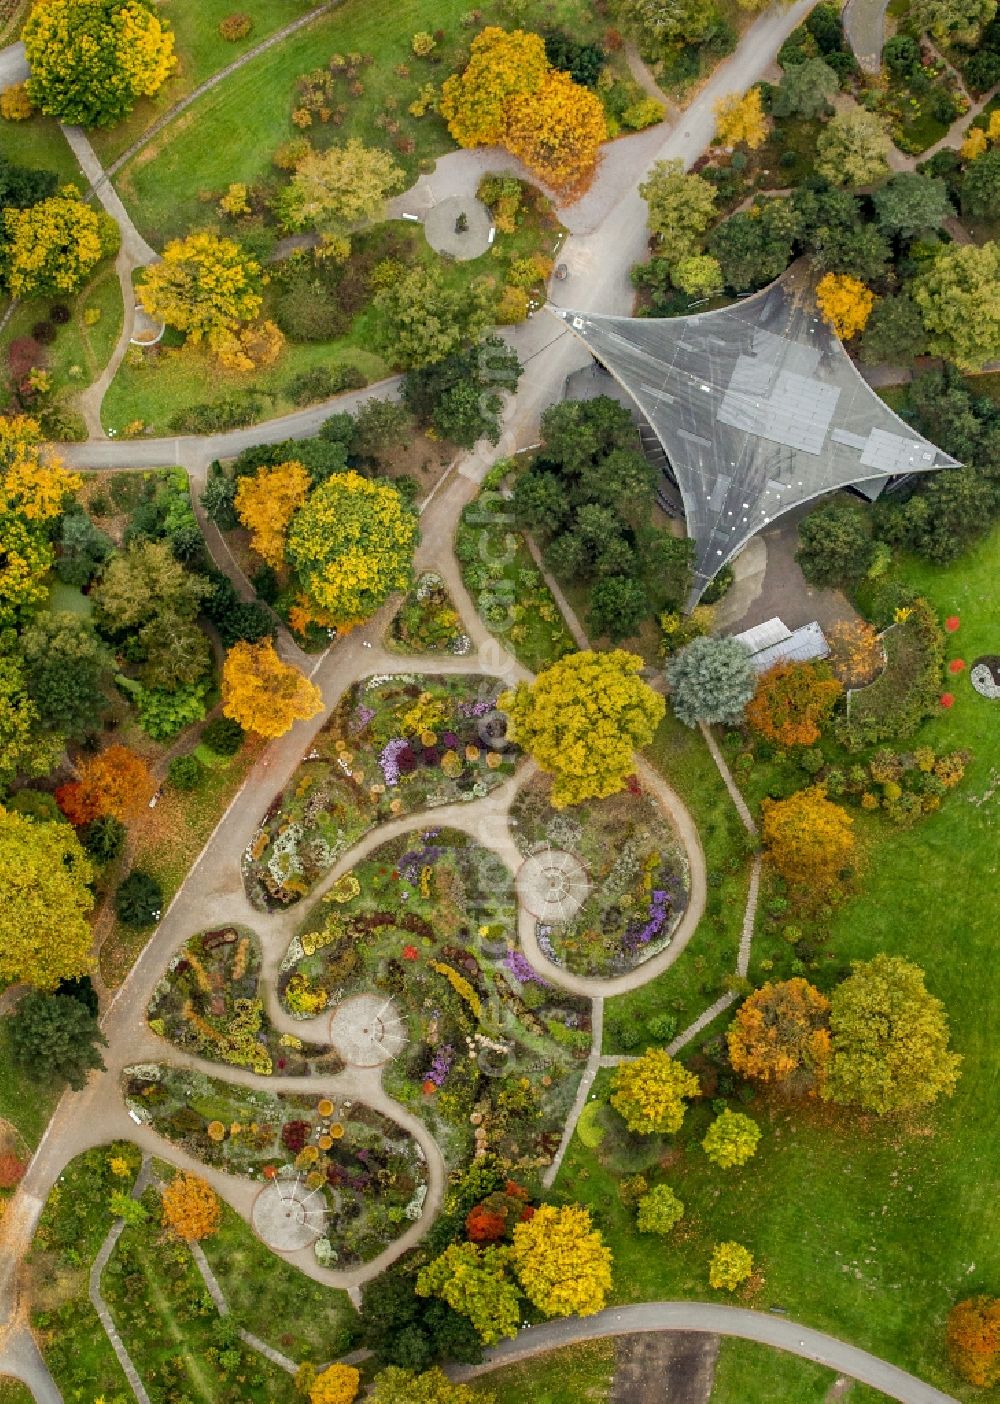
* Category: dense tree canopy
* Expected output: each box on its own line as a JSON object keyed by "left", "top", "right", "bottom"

{"left": 25, "top": 0, "right": 175, "bottom": 127}
{"left": 611, "top": 1047, "right": 700, "bottom": 1134}
{"left": 222, "top": 639, "right": 323, "bottom": 738}
{"left": 416, "top": 1243, "right": 520, "bottom": 1345}
{"left": 771, "top": 57, "right": 838, "bottom": 118}
{"left": 815, "top": 109, "right": 892, "bottom": 188}
{"left": 505, "top": 68, "right": 607, "bottom": 194}
{"left": 946, "top": 1297, "right": 1000, "bottom": 1388}
{"left": 815, "top": 272, "right": 875, "bottom": 340}
{"left": 714, "top": 89, "right": 768, "bottom": 150}
{"left": 617, "top": 0, "right": 720, "bottom": 49}
{"left": 371, "top": 1368, "right": 490, "bottom": 1404}
{"left": 872, "top": 172, "right": 954, "bottom": 238}
{"left": 746, "top": 661, "right": 843, "bottom": 747}
{"left": 795, "top": 498, "right": 873, "bottom": 588}
{"left": 823, "top": 954, "right": 961, "bottom": 1114}
{"left": 374, "top": 267, "right": 493, "bottom": 369}
{"left": 161, "top": 1172, "right": 221, "bottom": 1240}
{"left": 961, "top": 148, "right": 1000, "bottom": 219}
{"left": 7, "top": 989, "right": 106, "bottom": 1089}
{"left": 2, "top": 189, "right": 103, "bottom": 297}
{"left": 910, "top": 0, "right": 996, "bottom": 44}
{"left": 21, "top": 612, "right": 110, "bottom": 739}
{"left": 138, "top": 233, "right": 264, "bottom": 357}
{"left": 0, "top": 806, "right": 94, "bottom": 989}
{"left": 639, "top": 159, "right": 718, "bottom": 264}
{"left": 440, "top": 27, "right": 549, "bottom": 147}
{"left": 499, "top": 650, "right": 664, "bottom": 807}
{"left": 511, "top": 1205, "right": 612, "bottom": 1318}
{"left": 286, "top": 471, "right": 418, "bottom": 624}
{"left": 665, "top": 635, "right": 756, "bottom": 727}
{"left": 727, "top": 978, "right": 832, "bottom": 1092}
{"left": 762, "top": 785, "right": 855, "bottom": 902}
{"left": 277, "top": 140, "right": 405, "bottom": 235}
{"left": 234, "top": 459, "right": 311, "bottom": 569}
{"left": 701, "top": 1109, "right": 761, "bottom": 1168}
{"left": 913, "top": 241, "right": 1000, "bottom": 371}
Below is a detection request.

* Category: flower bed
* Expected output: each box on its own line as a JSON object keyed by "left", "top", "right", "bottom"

{"left": 123, "top": 1065, "right": 426, "bottom": 1265}
{"left": 510, "top": 776, "right": 690, "bottom": 978}
{"left": 280, "top": 828, "right": 591, "bottom": 1177}
{"left": 146, "top": 928, "right": 342, "bottom": 1077}
{"left": 244, "top": 673, "right": 518, "bottom": 908}
{"left": 386, "top": 573, "right": 471, "bottom": 656}
{"left": 841, "top": 601, "right": 944, "bottom": 748}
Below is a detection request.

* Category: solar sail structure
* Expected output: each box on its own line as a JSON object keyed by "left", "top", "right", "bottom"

{"left": 550, "top": 265, "right": 959, "bottom": 608}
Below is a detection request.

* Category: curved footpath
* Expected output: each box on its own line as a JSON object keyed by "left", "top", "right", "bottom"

{"left": 453, "top": 1304, "right": 958, "bottom": 1404}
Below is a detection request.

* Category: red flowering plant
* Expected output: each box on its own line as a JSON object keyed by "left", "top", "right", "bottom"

{"left": 948, "top": 659, "right": 965, "bottom": 674}
{"left": 940, "top": 693, "right": 955, "bottom": 708}
{"left": 945, "top": 616, "right": 960, "bottom": 632}
{"left": 402, "top": 944, "right": 419, "bottom": 960}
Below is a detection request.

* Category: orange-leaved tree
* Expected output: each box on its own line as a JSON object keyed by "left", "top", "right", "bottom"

{"left": 222, "top": 639, "right": 323, "bottom": 738}
{"left": 440, "top": 27, "right": 549, "bottom": 147}
{"left": 828, "top": 619, "right": 883, "bottom": 687}
{"left": 746, "top": 661, "right": 842, "bottom": 747}
{"left": 55, "top": 744, "right": 156, "bottom": 825}
{"left": 946, "top": 1297, "right": 1000, "bottom": 1387}
{"left": 762, "top": 785, "right": 855, "bottom": 904}
{"left": 506, "top": 69, "right": 607, "bottom": 195}
{"left": 234, "top": 459, "right": 311, "bottom": 569}
{"left": 727, "top": 978, "right": 831, "bottom": 1093}
{"left": 161, "top": 1172, "right": 221, "bottom": 1241}
{"left": 816, "top": 272, "right": 875, "bottom": 340}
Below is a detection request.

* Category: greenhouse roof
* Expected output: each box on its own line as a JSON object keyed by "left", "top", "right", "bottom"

{"left": 551, "top": 264, "right": 959, "bottom": 607}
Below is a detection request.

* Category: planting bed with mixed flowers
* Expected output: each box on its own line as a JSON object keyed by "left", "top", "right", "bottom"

{"left": 280, "top": 827, "right": 591, "bottom": 1174}
{"left": 244, "top": 673, "right": 518, "bottom": 909}
{"left": 386, "top": 573, "right": 471, "bottom": 656}
{"left": 510, "top": 776, "right": 690, "bottom": 978}
{"left": 123, "top": 1065, "right": 427, "bottom": 1264}
{"left": 146, "top": 927, "right": 342, "bottom": 1077}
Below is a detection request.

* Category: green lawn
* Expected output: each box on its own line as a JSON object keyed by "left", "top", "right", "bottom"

{"left": 602, "top": 712, "right": 753, "bottom": 1052}
{"left": 711, "top": 1339, "right": 837, "bottom": 1402}
{"left": 200, "top": 1202, "right": 360, "bottom": 1363}
{"left": 90, "top": 0, "right": 324, "bottom": 167}
{"left": 113, "top": 0, "right": 614, "bottom": 248}
{"left": 0, "top": 116, "right": 83, "bottom": 186}
{"left": 0, "top": 266, "right": 123, "bottom": 412}
{"left": 0, "top": 1020, "right": 61, "bottom": 1150}
{"left": 471, "top": 1341, "right": 615, "bottom": 1402}
{"left": 556, "top": 526, "right": 1000, "bottom": 1400}
{"left": 103, "top": 1191, "right": 299, "bottom": 1401}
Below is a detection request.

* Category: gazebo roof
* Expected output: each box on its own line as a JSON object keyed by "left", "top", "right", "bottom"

{"left": 551, "top": 265, "right": 959, "bottom": 607}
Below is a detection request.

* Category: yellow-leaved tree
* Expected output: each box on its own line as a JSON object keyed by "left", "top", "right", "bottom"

{"left": 2, "top": 189, "right": 103, "bottom": 297}
{"left": 441, "top": 26, "right": 605, "bottom": 196}
{"left": 234, "top": 460, "right": 311, "bottom": 569}
{"left": 440, "top": 27, "right": 550, "bottom": 146}
{"left": 761, "top": 785, "right": 856, "bottom": 905}
{"left": 611, "top": 1047, "right": 700, "bottom": 1135}
{"left": 138, "top": 233, "right": 263, "bottom": 360}
{"left": 499, "top": 650, "right": 664, "bottom": 808}
{"left": 714, "top": 88, "right": 768, "bottom": 150}
{"left": 506, "top": 69, "right": 607, "bottom": 195}
{"left": 25, "top": 0, "right": 175, "bottom": 128}
{"left": 0, "top": 415, "right": 81, "bottom": 625}
{"left": 0, "top": 806, "right": 94, "bottom": 988}
{"left": 511, "top": 1204, "right": 612, "bottom": 1318}
{"left": 286, "top": 471, "right": 418, "bottom": 626}
{"left": 816, "top": 272, "right": 876, "bottom": 340}
{"left": 222, "top": 639, "right": 323, "bottom": 738}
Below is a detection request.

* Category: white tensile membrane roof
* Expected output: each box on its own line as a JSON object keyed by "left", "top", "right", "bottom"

{"left": 550, "top": 264, "right": 959, "bottom": 608}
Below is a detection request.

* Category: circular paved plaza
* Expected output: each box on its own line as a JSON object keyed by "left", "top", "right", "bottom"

{"left": 329, "top": 993, "right": 407, "bottom": 1066}
{"left": 517, "top": 848, "right": 590, "bottom": 922}
{"left": 423, "top": 195, "right": 493, "bottom": 260}
{"left": 251, "top": 1178, "right": 328, "bottom": 1251}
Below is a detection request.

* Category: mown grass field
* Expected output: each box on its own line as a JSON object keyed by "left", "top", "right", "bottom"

{"left": 558, "top": 524, "right": 1000, "bottom": 1400}
{"left": 114, "top": 0, "right": 615, "bottom": 247}
{"left": 470, "top": 1341, "right": 616, "bottom": 1402}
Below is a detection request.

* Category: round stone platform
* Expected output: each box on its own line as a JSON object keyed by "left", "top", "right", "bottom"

{"left": 251, "top": 1178, "right": 328, "bottom": 1251}
{"left": 423, "top": 195, "right": 493, "bottom": 260}
{"left": 329, "top": 993, "right": 407, "bottom": 1067}
{"left": 517, "top": 848, "right": 590, "bottom": 922}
